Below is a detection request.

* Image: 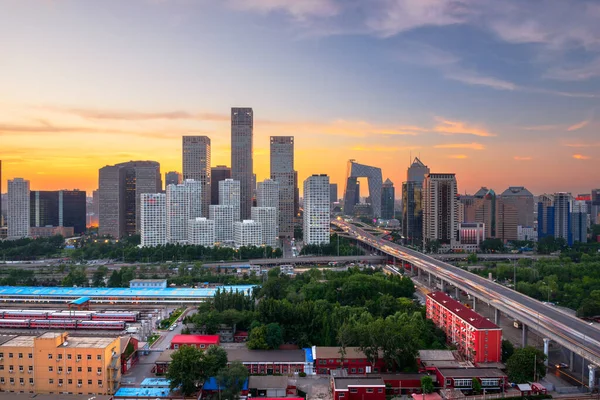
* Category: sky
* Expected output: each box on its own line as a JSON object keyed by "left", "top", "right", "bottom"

{"left": 1, "top": 0, "right": 599, "bottom": 197}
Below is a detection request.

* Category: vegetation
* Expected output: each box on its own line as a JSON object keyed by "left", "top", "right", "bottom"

{"left": 420, "top": 375, "right": 434, "bottom": 394}
{"left": 501, "top": 339, "right": 515, "bottom": 363}
{"left": 471, "top": 377, "right": 482, "bottom": 394}
{"left": 166, "top": 346, "right": 228, "bottom": 396}
{"left": 300, "top": 234, "right": 365, "bottom": 257}
{"left": 0, "top": 235, "right": 65, "bottom": 260}
{"left": 506, "top": 346, "right": 546, "bottom": 383}
{"left": 160, "top": 308, "right": 185, "bottom": 329}
{"left": 216, "top": 361, "right": 249, "bottom": 400}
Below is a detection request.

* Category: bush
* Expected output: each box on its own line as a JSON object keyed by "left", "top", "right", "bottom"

{"left": 298, "top": 372, "right": 307, "bottom": 377}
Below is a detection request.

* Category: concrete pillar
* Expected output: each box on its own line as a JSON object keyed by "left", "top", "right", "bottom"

{"left": 441, "top": 280, "right": 446, "bottom": 292}
{"left": 543, "top": 338, "right": 550, "bottom": 366}
{"left": 455, "top": 287, "right": 460, "bottom": 300}
{"left": 494, "top": 309, "right": 501, "bottom": 325}
{"left": 589, "top": 364, "right": 596, "bottom": 390}
{"left": 417, "top": 267, "right": 421, "bottom": 278}
{"left": 521, "top": 324, "right": 528, "bottom": 347}
{"left": 428, "top": 273, "right": 432, "bottom": 287}
{"left": 472, "top": 297, "right": 477, "bottom": 312}
{"left": 570, "top": 351, "right": 575, "bottom": 369}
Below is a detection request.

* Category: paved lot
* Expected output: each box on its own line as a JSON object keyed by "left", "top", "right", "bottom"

{"left": 290, "top": 376, "right": 331, "bottom": 400}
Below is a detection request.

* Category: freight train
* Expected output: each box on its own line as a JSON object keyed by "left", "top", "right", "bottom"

{"left": 0, "top": 319, "right": 126, "bottom": 330}
{"left": 0, "top": 309, "right": 139, "bottom": 322}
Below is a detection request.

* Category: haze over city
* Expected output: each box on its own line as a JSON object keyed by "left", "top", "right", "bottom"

{"left": 2, "top": 0, "right": 599, "bottom": 195}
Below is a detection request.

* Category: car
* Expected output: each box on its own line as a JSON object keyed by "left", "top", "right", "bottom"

{"left": 555, "top": 363, "right": 569, "bottom": 369}
{"left": 169, "top": 326, "right": 175, "bottom": 331}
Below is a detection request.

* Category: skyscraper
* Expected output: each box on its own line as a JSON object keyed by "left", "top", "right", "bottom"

{"left": 591, "top": 188, "right": 600, "bottom": 224}
{"left": 166, "top": 180, "right": 202, "bottom": 244}
{"left": 211, "top": 165, "right": 231, "bottom": 205}
{"left": 499, "top": 187, "right": 534, "bottom": 228}
{"left": 537, "top": 194, "right": 555, "bottom": 241}
{"left": 165, "top": 171, "right": 182, "bottom": 187}
{"left": 219, "top": 179, "right": 241, "bottom": 222}
{"left": 252, "top": 207, "right": 277, "bottom": 247}
{"left": 257, "top": 179, "right": 279, "bottom": 209}
{"left": 270, "top": 136, "right": 295, "bottom": 238}
{"left": 140, "top": 193, "right": 167, "bottom": 247}
{"left": 182, "top": 136, "right": 211, "bottom": 218}
{"left": 381, "top": 179, "right": 395, "bottom": 220}
{"left": 571, "top": 200, "right": 588, "bottom": 244}
{"left": 209, "top": 205, "right": 234, "bottom": 243}
{"left": 330, "top": 183, "right": 338, "bottom": 205}
{"left": 231, "top": 108, "right": 253, "bottom": 220}
{"left": 554, "top": 192, "right": 572, "bottom": 245}
{"left": 234, "top": 220, "right": 263, "bottom": 247}
{"left": 303, "top": 174, "right": 330, "bottom": 245}
{"left": 422, "top": 173, "right": 458, "bottom": 249}
{"left": 30, "top": 190, "right": 87, "bottom": 234}
{"left": 7, "top": 178, "right": 30, "bottom": 239}
{"left": 343, "top": 160, "right": 382, "bottom": 218}
{"left": 188, "top": 217, "right": 215, "bottom": 247}
{"left": 402, "top": 157, "right": 430, "bottom": 247}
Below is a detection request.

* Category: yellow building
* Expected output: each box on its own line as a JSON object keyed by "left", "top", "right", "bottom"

{"left": 0, "top": 332, "right": 121, "bottom": 395}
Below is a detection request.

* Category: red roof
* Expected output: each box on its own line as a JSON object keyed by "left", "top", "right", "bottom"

{"left": 171, "top": 334, "right": 220, "bottom": 345}
{"left": 234, "top": 331, "right": 248, "bottom": 337}
{"left": 427, "top": 291, "right": 500, "bottom": 330}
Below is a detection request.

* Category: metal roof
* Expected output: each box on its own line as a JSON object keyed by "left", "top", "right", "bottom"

{"left": 114, "top": 387, "right": 173, "bottom": 398}
{"left": 428, "top": 291, "right": 500, "bottom": 330}
{"left": 69, "top": 296, "right": 90, "bottom": 305}
{"left": 171, "top": 334, "right": 220, "bottom": 345}
{"left": 203, "top": 377, "right": 248, "bottom": 391}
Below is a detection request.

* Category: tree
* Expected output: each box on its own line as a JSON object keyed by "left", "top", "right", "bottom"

{"left": 467, "top": 253, "right": 478, "bottom": 264}
{"left": 420, "top": 376, "right": 434, "bottom": 394}
{"left": 216, "top": 361, "right": 249, "bottom": 400}
{"left": 472, "top": 378, "right": 482, "bottom": 394}
{"left": 203, "top": 346, "right": 228, "bottom": 377}
{"left": 247, "top": 325, "right": 269, "bottom": 350}
{"left": 92, "top": 266, "right": 108, "bottom": 287}
{"left": 265, "top": 323, "right": 284, "bottom": 350}
{"left": 166, "top": 346, "right": 206, "bottom": 396}
{"left": 480, "top": 238, "right": 505, "bottom": 253}
{"left": 506, "top": 346, "right": 546, "bottom": 383}
{"left": 501, "top": 339, "right": 515, "bottom": 363}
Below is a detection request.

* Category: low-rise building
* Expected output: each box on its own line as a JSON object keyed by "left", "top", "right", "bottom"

{"left": 202, "top": 377, "right": 248, "bottom": 398}
{"left": 248, "top": 376, "right": 295, "bottom": 397}
{"left": 435, "top": 368, "right": 507, "bottom": 391}
{"left": 331, "top": 376, "right": 386, "bottom": 400}
{"left": 379, "top": 373, "right": 437, "bottom": 396}
{"left": 170, "top": 335, "right": 220, "bottom": 350}
{"left": 312, "top": 346, "right": 387, "bottom": 375}
{"left": 453, "top": 222, "right": 485, "bottom": 252}
{"left": 129, "top": 279, "right": 168, "bottom": 290}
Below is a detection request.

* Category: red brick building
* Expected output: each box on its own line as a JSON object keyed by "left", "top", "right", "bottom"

{"left": 170, "top": 334, "right": 220, "bottom": 350}
{"left": 313, "top": 346, "right": 388, "bottom": 375}
{"left": 426, "top": 292, "right": 502, "bottom": 363}
{"left": 435, "top": 368, "right": 507, "bottom": 391}
{"left": 331, "top": 377, "right": 386, "bottom": 400}
{"left": 380, "top": 373, "right": 437, "bottom": 395}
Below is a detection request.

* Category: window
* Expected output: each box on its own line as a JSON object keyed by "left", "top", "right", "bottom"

{"left": 77, "top": 367, "right": 82, "bottom": 372}
{"left": 78, "top": 379, "right": 82, "bottom": 385}
{"left": 48, "top": 354, "right": 53, "bottom": 360}
{"left": 87, "top": 380, "right": 92, "bottom": 385}
{"left": 200, "top": 344, "right": 205, "bottom": 349}
{"left": 339, "top": 394, "right": 345, "bottom": 398}
{"left": 9, "top": 378, "right": 14, "bottom": 384}
{"left": 0, "top": 365, "right": 3, "bottom": 370}
{"left": 8, "top": 353, "right": 13, "bottom": 359}
{"left": 329, "top": 359, "right": 334, "bottom": 363}
{"left": 351, "top": 368, "right": 356, "bottom": 373}
{"left": 77, "top": 355, "right": 82, "bottom": 361}
{"left": 19, "top": 366, "right": 23, "bottom": 372}
{"left": 58, "top": 379, "right": 63, "bottom": 385}
{"left": 67, "top": 354, "right": 72, "bottom": 360}
{"left": 98, "top": 380, "right": 103, "bottom": 386}
{"left": 28, "top": 353, "right": 32, "bottom": 359}
{"left": 18, "top": 353, "right": 23, "bottom": 359}
{"left": 97, "top": 367, "right": 102, "bottom": 374}
{"left": 67, "top": 367, "right": 72, "bottom": 373}
{"left": 378, "top": 388, "right": 383, "bottom": 393}
{"left": 19, "top": 378, "right": 24, "bottom": 384}
{"left": 358, "top": 368, "right": 364, "bottom": 373}
{"left": 366, "top": 389, "right": 373, "bottom": 393}
{"left": 97, "top": 355, "right": 102, "bottom": 361}
{"left": 58, "top": 367, "right": 63, "bottom": 373}
{"left": 49, "top": 366, "right": 53, "bottom": 372}
{"left": 49, "top": 379, "right": 54, "bottom": 384}
{"left": 87, "top": 355, "right": 92, "bottom": 360}
{"left": 58, "top": 354, "right": 62, "bottom": 360}
{"left": 445, "top": 379, "right": 451, "bottom": 387}
{"left": 350, "top": 389, "right": 358, "bottom": 394}
{"left": 481, "top": 379, "right": 499, "bottom": 387}
{"left": 29, "top": 378, "right": 33, "bottom": 385}
{"left": 0, "top": 378, "right": 4, "bottom": 384}
{"left": 8, "top": 366, "right": 13, "bottom": 372}
{"left": 87, "top": 367, "right": 92, "bottom": 373}
{"left": 68, "top": 379, "right": 73, "bottom": 385}
{"left": 319, "top": 360, "right": 326, "bottom": 365}
{"left": 28, "top": 366, "right": 32, "bottom": 372}
{"left": 454, "top": 379, "right": 472, "bottom": 388}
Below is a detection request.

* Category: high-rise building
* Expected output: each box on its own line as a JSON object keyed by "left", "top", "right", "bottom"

{"left": 0, "top": 160, "right": 2, "bottom": 227}
{"left": 343, "top": 160, "right": 382, "bottom": 218}
{"left": 499, "top": 187, "right": 534, "bottom": 228}
{"left": 270, "top": 136, "right": 295, "bottom": 238}
{"left": 182, "top": 136, "right": 211, "bottom": 217}
{"left": 165, "top": 171, "right": 182, "bottom": 187}
{"left": 98, "top": 161, "right": 161, "bottom": 238}
{"left": 422, "top": 173, "right": 458, "bottom": 249}
{"left": 495, "top": 197, "right": 518, "bottom": 243}
{"left": 188, "top": 217, "right": 215, "bottom": 247}
{"left": 231, "top": 108, "right": 253, "bottom": 220}
{"left": 7, "top": 178, "right": 30, "bottom": 239}
{"left": 219, "top": 179, "right": 241, "bottom": 222}
{"left": 537, "top": 194, "right": 555, "bottom": 240}
{"left": 91, "top": 190, "right": 99, "bottom": 227}
{"left": 381, "top": 179, "right": 395, "bottom": 220}
{"left": 402, "top": 157, "right": 430, "bottom": 247}
{"left": 591, "top": 188, "right": 600, "bottom": 224}
{"left": 234, "top": 220, "right": 263, "bottom": 247}
{"left": 209, "top": 205, "right": 234, "bottom": 243}
{"left": 30, "top": 191, "right": 59, "bottom": 228}
{"left": 571, "top": 200, "right": 588, "bottom": 244}
{"left": 330, "top": 184, "right": 338, "bottom": 205}
{"left": 140, "top": 193, "right": 167, "bottom": 247}
{"left": 303, "top": 174, "right": 330, "bottom": 245}
{"left": 458, "top": 195, "right": 476, "bottom": 223}
{"left": 166, "top": 180, "right": 202, "bottom": 244}
{"left": 554, "top": 192, "right": 572, "bottom": 245}
{"left": 251, "top": 173, "right": 257, "bottom": 203}
{"left": 30, "top": 190, "right": 87, "bottom": 234}
{"left": 257, "top": 179, "right": 279, "bottom": 240}
{"left": 211, "top": 165, "right": 231, "bottom": 205}
{"left": 252, "top": 207, "right": 277, "bottom": 247}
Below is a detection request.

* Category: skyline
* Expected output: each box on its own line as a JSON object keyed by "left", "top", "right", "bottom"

{"left": 2, "top": 0, "right": 600, "bottom": 196}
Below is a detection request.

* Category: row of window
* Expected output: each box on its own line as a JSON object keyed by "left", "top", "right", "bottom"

{"left": 47, "top": 379, "right": 103, "bottom": 386}
{"left": 0, "top": 377, "right": 33, "bottom": 384}
{"left": 48, "top": 354, "right": 102, "bottom": 361}
{"left": 0, "top": 365, "right": 102, "bottom": 373}
{"left": 0, "top": 353, "right": 32, "bottom": 359}
{"left": 318, "top": 359, "right": 368, "bottom": 365}
{"left": 338, "top": 388, "right": 384, "bottom": 397}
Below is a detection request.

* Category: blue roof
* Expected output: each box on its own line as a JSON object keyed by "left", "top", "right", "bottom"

{"left": 304, "top": 348, "right": 314, "bottom": 363}
{"left": 0, "top": 285, "right": 256, "bottom": 299}
{"left": 115, "top": 387, "right": 173, "bottom": 398}
{"left": 141, "top": 378, "right": 171, "bottom": 387}
{"left": 70, "top": 296, "right": 90, "bottom": 305}
{"left": 203, "top": 377, "right": 249, "bottom": 391}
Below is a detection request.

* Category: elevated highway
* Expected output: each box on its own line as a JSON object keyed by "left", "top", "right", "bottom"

{"left": 333, "top": 219, "right": 600, "bottom": 388}
{"left": 202, "top": 255, "right": 386, "bottom": 268}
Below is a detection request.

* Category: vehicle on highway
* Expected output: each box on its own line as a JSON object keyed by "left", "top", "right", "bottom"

{"left": 513, "top": 320, "right": 522, "bottom": 329}
{"left": 555, "top": 363, "right": 569, "bottom": 369}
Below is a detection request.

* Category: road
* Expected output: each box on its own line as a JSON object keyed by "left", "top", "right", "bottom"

{"left": 334, "top": 220, "right": 600, "bottom": 371}
{"left": 202, "top": 255, "right": 386, "bottom": 267}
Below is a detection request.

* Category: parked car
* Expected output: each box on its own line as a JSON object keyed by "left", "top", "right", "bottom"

{"left": 555, "top": 363, "right": 569, "bottom": 369}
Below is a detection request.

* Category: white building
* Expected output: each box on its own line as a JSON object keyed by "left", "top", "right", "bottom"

{"left": 140, "top": 193, "right": 167, "bottom": 247}
{"left": 422, "top": 173, "right": 458, "bottom": 250}
{"left": 188, "top": 217, "right": 215, "bottom": 247}
{"left": 209, "top": 205, "right": 235, "bottom": 243}
{"left": 234, "top": 219, "right": 263, "bottom": 247}
{"left": 453, "top": 222, "right": 485, "bottom": 252}
{"left": 517, "top": 225, "right": 537, "bottom": 242}
{"left": 219, "top": 179, "right": 241, "bottom": 222}
{"left": 166, "top": 179, "right": 202, "bottom": 244}
{"left": 303, "top": 174, "right": 330, "bottom": 245}
{"left": 257, "top": 179, "right": 279, "bottom": 209}
{"left": 7, "top": 178, "right": 30, "bottom": 240}
{"left": 251, "top": 207, "right": 277, "bottom": 247}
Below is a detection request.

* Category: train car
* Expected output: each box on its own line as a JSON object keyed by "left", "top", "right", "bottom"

{"left": 31, "top": 319, "right": 78, "bottom": 330}
{"left": 2, "top": 310, "right": 50, "bottom": 319}
{"left": 76, "top": 320, "right": 126, "bottom": 330}
{"left": 0, "top": 319, "right": 30, "bottom": 329}
{"left": 48, "top": 311, "right": 93, "bottom": 320}
{"left": 93, "top": 312, "right": 139, "bottom": 322}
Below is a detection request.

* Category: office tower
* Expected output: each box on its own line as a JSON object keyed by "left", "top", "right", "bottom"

{"left": 495, "top": 197, "right": 518, "bottom": 242}
{"left": 592, "top": 188, "right": 600, "bottom": 224}
{"left": 140, "top": 193, "right": 167, "bottom": 247}
{"left": 537, "top": 194, "right": 555, "bottom": 240}
{"left": 459, "top": 195, "right": 476, "bottom": 223}
{"left": 252, "top": 174, "right": 257, "bottom": 201}
{"left": 343, "top": 160, "right": 382, "bottom": 217}
{"left": 165, "top": 171, "right": 182, "bottom": 187}
{"left": 422, "top": 173, "right": 458, "bottom": 249}
{"left": 571, "top": 200, "right": 588, "bottom": 244}
{"left": 91, "top": 190, "right": 99, "bottom": 226}
{"left": 182, "top": 136, "right": 211, "bottom": 217}
{"left": 252, "top": 207, "right": 277, "bottom": 247}
{"left": 219, "top": 179, "right": 241, "bottom": 222}
{"left": 554, "top": 192, "right": 572, "bottom": 245}
{"left": 381, "top": 179, "right": 395, "bottom": 220}
{"left": 7, "top": 178, "right": 30, "bottom": 239}
{"left": 30, "top": 191, "right": 59, "bottom": 228}
{"left": 402, "top": 157, "right": 430, "bottom": 247}
{"left": 0, "top": 160, "right": 2, "bottom": 226}
{"left": 166, "top": 180, "right": 202, "bottom": 244}
{"left": 330, "top": 184, "right": 338, "bottom": 205}
{"left": 303, "top": 174, "right": 330, "bottom": 245}
{"left": 30, "top": 189, "right": 87, "bottom": 233}
{"left": 257, "top": 179, "right": 279, "bottom": 209}
{"left": 234, "top": 220, "right": 263, "bottom": 247}
{"left": 209, "top": 205, "right": 234, "bottom": 243}
{"left": 188, "top": 217, "right": 215, "bottom": 247}
{"left": 98, "top": 161, "right": 161, "bottom": 238}
{"left": 231, "top": 107, "right": 253, "bottom": 220}
{"left": 270, "top": 136, "right": 295, "bottom": 238}
{"left": 500, "top": 187, "right": 534, "bottom": 228}
{"left": 211, "top": 165, "right": 231, "bottom": 205}
{"left": 294, "top": 171, "right": 300, "bottom": 221}
{"left": 474, "top": 189, "right": 496, "bottom": 239}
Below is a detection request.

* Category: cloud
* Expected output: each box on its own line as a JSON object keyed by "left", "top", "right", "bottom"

{"left": 433, "top": 117, "right": 496, "bottom": 137}
{"left": 573, "top": 154, "right": 591, "bottom": 160}
{"left": 447, "top": 154, "right": 468, "bottom": 159}
{"left": 564, "top": 142, "right": 600, "bottom": 148}
{"left": 513, "top": 156, "right": 532, "bottom": 161}
{"left": 434, "top": 142, "right": 485, "bottom": 150}
{"left": 544, "top": 57, "right": 600, "bottom": 81}
{"left": 351, "top": 145, "right": 420, "bottom": 152}
{"left": 519, "top": 124, "right": 561, "bottom": 131}
{"left": 444, "top": 70, "right": 517, "bottom": 91}
{"left": 566, "top": 119, "right": 590, "bottom": 132}
{"left": 226, "top": 0, "right": 340, "bottom": 19}
{"left": 41, "top": 106, "right": 230, "bottom": 122}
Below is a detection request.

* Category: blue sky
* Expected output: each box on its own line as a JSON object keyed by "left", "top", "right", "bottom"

{"left": 1, "top": 0, "right": 599, "bottom": 195}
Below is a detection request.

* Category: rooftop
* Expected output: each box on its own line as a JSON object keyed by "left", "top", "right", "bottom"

{"left": 141, "top": 378, "right": 171, "bottom": 387}
{"left": 501, "top": 186, "right": 533, "bottom": 197}
{"left": 0, "top": 394, "right": 111, "bottom": 400}
{"left": 378, "top": 373, "right": 438, "bottom": 383}
{"left": 65, "top": 336, "right": 117, "bottom": 349}
{"left": 171, "top": 334, "right": 219, "bottom": 345}
{"left": 69, "top": 296, "right": 90, "bottom": 305}
{"left": 333, "top": 377, "right": 385, "bottom": 390}
{"left": 428, "top": 291, "right": 500, "bottom": 330}
{"left": 438, "top": 368, "right": 507, "bottom": 378}
{"left": 130, "top": 279, "right": 167, "bottom": 283}
{"left": 156, "top": 349, "right": 175, "bottom": 364}
{"left": 313, "top": 346, "right": 377, "bottom": 360}
{"left": 226, "top": 348, "right": 306, "bottom": 363}
{"left": 418, "top": 350, "right": 456, "bottom": 362}
{"left": 248, "top": 376, "right": 289, "bottom": 389}
{"left": 1, "top": 336, "right": 35, "bottom": 348}
{"left": 203, "top": 377, "right": 248, "bottom": 391}
{"left": 114, "top": 387, "right": 174, "bottom": 398}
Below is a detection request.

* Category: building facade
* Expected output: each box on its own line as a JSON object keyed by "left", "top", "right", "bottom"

{"left": 331, "top": 377, "right": 386, "bottom": 400}
{"left": 270, "top": 136, "right": 296, "bottom": 239}
{"left": 166, "top": 180, "right": 202, "bottom": 244}
{"left": 231, "top": 108, "right": 254, "bottom": 220}
{"left": 571, "top": 200, "right": 588, "bottom": 244}
{"left": 188, "top": 217, "right": 216, "bottom": 247}
{"left": 381, "top": 178, "right": 395, "bottom": 220}
{"left": 182, "top": 136, "right": 211, "bottom": 218}
{"left": 140, "top": 193, "right": 167, "bottom": 247}
{"left": 209, "top": 205, "right": 234, "bottom": 243}
{"left": 554, "top": 192, "right": 572, "bottom": 245}
{"left": 7, "top": 178, "right": 30, "bottom": 240}
{"left": 455, "top": 222, "right": 485, "bottom": 252}
{"left": 234, "top": 220, "right": 263, "bottom": 247}
{"left": 330, "top": 184, "right": 338, "bottom": 205}
{"left": 170, "top": 335, "right": 220, "bottom": 350}
{"left": 499, "top": 186, "right": 534, "bottom": 228}
{"left": 251, "top": 207, "right": 277, "bottom": 247}
{"left": 30, "top": 190, "right": 86, "bottom": 235}
{"left": 164, "top": 171, "right": 182, "bottom": 187}
{"left": 402, "top": 158, "right": 430, "bottom": 248}
{"left": 211, "top": 165, "right": 231, "bottom": 205}
{"left": 219, "top": 179, "right": 241, "bottom": 222}
{"left": 537, "top": 194, "right": 555, "bottom": 241}
{"left": 303, "top": 175, "right": 330, "bottom": 245}
{"left": 343, "top": 160, "right": 383, "bottom": 218}
{"left": 422, "top": 173, "right": 458, "bottom": 249}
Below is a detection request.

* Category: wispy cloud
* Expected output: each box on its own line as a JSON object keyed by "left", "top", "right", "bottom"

{"left": 226, "top": 0, "right": 340, "bottom": 19}
{"left": 573, "top": 154, "right": 591, "bottom": 160}
{"left": 513, "top": 156, "right": 532, "bottom": 161}
{"left": 41, "top": 106, "right": 230, "bottom": 122}
{"left": 444, "top": 70, "right": 517, "bottom": 91}
{"left": 351, "top": 145, "right": 420, "bottom": 152}
{"left": 566, "top": 119, "right": 590, "bottom": 132}
{"left": 448, "top": 154, "right": 468, "bottom": 159}
{"left": 434, "top": 142, "right": 485, "bottom": 150}
{"left": 519, "top": 124, "right": 561, "bottom": 131}
{"left": 434, "top": 117, "right": 496, "bottom": 137}
{"left": 564, "top": 142, "right": 600, "bottom": 148}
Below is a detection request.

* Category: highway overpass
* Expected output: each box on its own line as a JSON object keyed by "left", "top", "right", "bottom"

{"left": 202, "top": 255, "right": 386, "bottom": 268}
{"left": 432, "top": 253, "right": 559, "bottom": 261}
{"left": 333, "top": 219, "right": 600, "bottom": 389}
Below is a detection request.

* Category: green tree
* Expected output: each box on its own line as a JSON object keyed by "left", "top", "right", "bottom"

{"left": 107, "top": 270, "right": 122, "bottom": 287}
{"left": 467, "top": 253, "right": 478, "bottom": 264}
{"left": 216, "top": 361, "right": 249, "bottom": 400}
{"left": 92, "top": 266, "right": 108, "bottom": 287}
{"left": 265, "top": 323, "right": 284, "bottom": 350}
{"left": 506, "top": 346, "right": 546, "bottom": 383}
{"left": 203, "top": 346, "right": 228, "bottom": 377}
{"left": 472, "top": 378, "right": 482, "bottom": 394}
{"left": 247, "top": 325, "right": 269, "bottom": 350}
{"left": 480, "top": 238, "right": 505, "bottom": 253}
{"left": 166, "top": 346, "right": 206, "bottom": 396}
{"left": 501, "top": 339, "right": 515, "bottom": 363}
{"left": 420, "top": 376, "right": 434, "bottom": 394}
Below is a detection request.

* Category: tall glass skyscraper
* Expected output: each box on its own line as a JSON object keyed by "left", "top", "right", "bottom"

{"left": 270, "top": 136, "right": 295, "bottom": 238}
{"left": 231, "top": 108, "right": 254, "bottom": 220}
